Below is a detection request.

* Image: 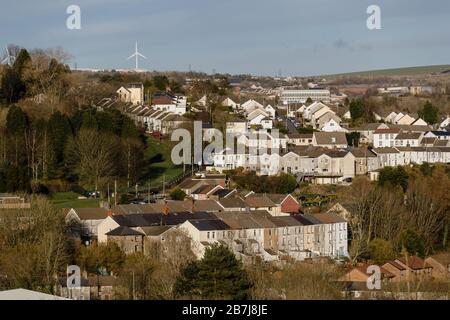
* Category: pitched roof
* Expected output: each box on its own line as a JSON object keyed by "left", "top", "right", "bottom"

{"left": 244, "top": 195, "right": 276, "bottom": 208}
{"left": 313, "top": 132, "right": 347, "bottom": 145}
{"left": 349, "top": 147, "right": 377, "bottom": 158}
{"left": 111, "top": 212, "right": 216, "bottom": 227}
{"left": 396, "top": 256, "right": 431, "bottom": 270}
{"left": 268, "top": 216, "right": 303, "bottom": 227}
{"left": 292, "top": 214, "right": 323, "bottom": 225}
{"left": 395, "top": 132, "right": 422, "bottom": 140}
{"left": 427, "top": 253, "right": 450, "bottom": 266}
{"left": 105, "top": 226, "right": 144, "bottom": 236}
{"left": 286, "top": 133, "right": 313, "bottom": 139}
{"left": 374, "top": 128, "right": 401, "bottom": 134}
{"left": 372, "top": 147, "right": 399, "bottom": 154}
{"left": 217, "top": 197, "right": 248, "bottom": 209}
{"left": 139, "top": 225, "right": 173, "bottom": 236}
{"left": 193, "top": 200, "right": 223, "bottom": 212}
{"left": 69, "top": 208, "right": 109, "bottom": 220}
{"left": 262, "top": 193, "right": 294, "bottom": 205}
{"left": 188, "top": 219, "right": 231, "bottom": 231}
{"left": 314, "top": 213, "right": 347, "bottom": 224}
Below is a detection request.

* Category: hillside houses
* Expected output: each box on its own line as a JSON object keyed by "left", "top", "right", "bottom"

{"left": 78, "top": 192, "right": 347, "bottom": 262}
{"left": 151, "top": 91, "right": 187, "bottom": 115}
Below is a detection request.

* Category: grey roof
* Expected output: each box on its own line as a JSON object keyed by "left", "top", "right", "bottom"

{"left": 372, "top": 147, "right": 399, "bottom": 154}
{"left": 111, "top": 212, "right": 216, "bottom": 227}
{"left": 105, "top": 226, "right": 144, "bottom": 236}
{"left": 313, "top": 132, "right": 347, "bottom": 145}
{"left": 139, "top": 225, "right": 173, "bottom": 236}
{"left": 395, "top": 132, "right": 422, "bottom": 140}
{"left": 188, "top": 219, "right": 231, "bottom": 231}
{"left": 292, "top": 214, "right": 323, "bottom": 225}
{"left": 218, "top": 197, "right": 248, "bottom": 209}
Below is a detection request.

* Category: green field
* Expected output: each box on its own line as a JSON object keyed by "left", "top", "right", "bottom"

{"left": 140, "top": 136, "right": 184, "bottom": 189}
{"left": 323, "top": 64, "right": 450, "bottom": 78}
{"left": 49, "top": 191, "right": 100, "bottom": 209}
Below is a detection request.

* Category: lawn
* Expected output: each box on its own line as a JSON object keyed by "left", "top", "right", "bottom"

{"left": 139, "top": 136, "right": 184, "bottom": 189}
{"left": 49, "top": 191, "right": 100, "bottom": 209}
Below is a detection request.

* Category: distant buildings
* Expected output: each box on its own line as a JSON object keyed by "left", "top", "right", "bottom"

{"left": 280, "top": 89, "right": 331, "bottom": 104}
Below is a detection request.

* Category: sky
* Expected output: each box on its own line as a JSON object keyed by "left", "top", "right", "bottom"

{"left": 1, "top": 0, "right": 449, "bottom": 76}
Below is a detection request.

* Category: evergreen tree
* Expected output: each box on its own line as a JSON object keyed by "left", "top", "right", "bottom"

{"left": 418, "top": 101, "right": 438, "bottom": 124}
{"left": 47, "top": 111, "right": 72, "bottom": 178}
{"left": 174, "top": 244, "right": 251, "bottom": 299}
{"left": 349, "top": 99, "right": 364, "bottom": 120}
{"left": 400, "top": 229, "right": 425, "bottom": 258}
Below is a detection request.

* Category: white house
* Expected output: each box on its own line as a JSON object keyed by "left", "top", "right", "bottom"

{"left": 321, "top": 119, "right": 348, "bottom": 133}
{"left": 394, "top": 132, "right": 423, "bottom": 147}
{"left": 395, "top": 114, "right": 416, "bottom": 125}
{"left": 247, "top": 108, "right": 270, "bottom": 126}
{"left": 384, "top": 112, "right": 398, "bottom": 123}
{"left": 261, "top": 118, "right": 273, "bottom": 130}
{"left": 65, "top": 208, "right": 110, "bottom": 241}
{"left": 222, "top": 97, "right": 240, "bottom": 110}
{"left": 372, "top": 148, "right": 405, "bottom": 168}
{"left": 314, "top": 213, "right": 348, "bottom": 258}
{"left": 264, "top": 104, "right": 276, "bottom": 118}
{"left": 241, "top": 99, "right": 265, "bottom": 114}
{"left": 412, "top": 118, "right": 428, "bottom": 126}
{"left": 439, "top": 116, "right": 450, "bottom": 129}
{"left": 312, "top": 132, "right": 348, "bottom": 149}
{"left": 196, "top": 95, "right": 207, "bottom": 107}
{"left": 373, "top": 128, "right": 401, "bottom": 148}
{"left": 224, "top": 120, "right": 247, "bottom": 138}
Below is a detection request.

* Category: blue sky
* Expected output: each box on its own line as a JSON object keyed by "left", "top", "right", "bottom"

{"left": 1, "top": 0, "right": 449, "bottom": 76}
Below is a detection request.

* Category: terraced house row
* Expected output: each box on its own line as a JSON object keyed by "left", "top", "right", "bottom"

{"left": 66, "top": 194, "right": 348, "bottom": 262}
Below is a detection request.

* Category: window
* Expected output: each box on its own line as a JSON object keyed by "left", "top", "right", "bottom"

{"left": 207, "top": 232, "right": 210, "bottom": 239}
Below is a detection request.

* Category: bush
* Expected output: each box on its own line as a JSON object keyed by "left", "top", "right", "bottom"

{"left": 170, "top": 188, "right": 186, "bottom": 201}
{"left": 368, "top": 238, "right": 396, "bottom": 264}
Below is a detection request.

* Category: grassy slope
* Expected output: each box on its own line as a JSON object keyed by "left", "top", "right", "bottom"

{"left": 323, "top": 64, "right": 450, "bottom": 78}
{"left": 140, "top": 136, "right": 183, "bottom": 188}
{"left": 50, "top": 191, "right": 100, "bottom": 209}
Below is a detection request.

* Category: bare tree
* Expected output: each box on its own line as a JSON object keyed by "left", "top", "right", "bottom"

{"left": 65, "top": 129, "right": 119, "bottom": 191}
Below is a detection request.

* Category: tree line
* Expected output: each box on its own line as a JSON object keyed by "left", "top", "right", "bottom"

{"left": 338, "top": 164, "right": 450, "bottom": 264}
{"left": 0, "top": 105, "right": 145, "bottom": 193}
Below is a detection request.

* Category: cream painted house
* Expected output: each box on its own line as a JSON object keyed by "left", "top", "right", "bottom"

{"left": 117, "top": 83, "right": 144, "bottom": 105}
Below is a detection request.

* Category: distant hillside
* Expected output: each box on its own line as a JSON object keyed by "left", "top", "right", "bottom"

{"left": 322, "top": 65, "right": 450, "bottom": 78}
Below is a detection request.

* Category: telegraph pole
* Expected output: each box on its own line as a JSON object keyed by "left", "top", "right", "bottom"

{"left": 114, "top": 180, "right": 117, "bottom": 206}
{"left": 162, "top": 174, "right": 166, "bottom": 198}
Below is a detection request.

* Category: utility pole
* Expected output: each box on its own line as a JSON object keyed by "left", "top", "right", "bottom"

{"left": 132, "top": 270, "right": 136, "bottom": 300}
{"left": 107, "top": 183, "right": 110, "bottom": 207}
{"left": 114, "top": 180, "right": 117, "bottom": 206}
{"left": 162, "top": 174, "right": 166, "bottom": 198}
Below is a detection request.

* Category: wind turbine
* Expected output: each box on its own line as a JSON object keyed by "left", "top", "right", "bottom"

{"left": 127, "top": 41, "right": 146, "bottom": 71}
{"left": 1, "top": 45, "right": 15, "bottom": 66}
